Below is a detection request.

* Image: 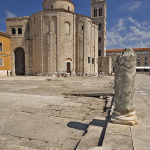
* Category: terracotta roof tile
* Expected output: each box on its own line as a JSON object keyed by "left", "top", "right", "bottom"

{"left": 0, "top": 31, "right": 10, "bottom": 38}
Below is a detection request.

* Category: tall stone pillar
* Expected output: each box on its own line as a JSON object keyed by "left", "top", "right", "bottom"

{"left": 111, "top": 48, "right": 137, "bottom": 125}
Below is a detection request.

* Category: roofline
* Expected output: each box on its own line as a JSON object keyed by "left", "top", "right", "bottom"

{"left": 106, "top": 48, "right": 150, "bottom": 52}
{"left": 6, "top": 16, "right": 29, "bottom": 21}
{"left": 30, "top": 9, "right": 98, "bottom": 26}
{"left": 90, "top": 0, "right": 107, "bottom": 9}
{"left": 42, "top": 0, "right": 75, "bottom": 8}
{"left": 0, "top": 31, "right": 10, "bottom": 38}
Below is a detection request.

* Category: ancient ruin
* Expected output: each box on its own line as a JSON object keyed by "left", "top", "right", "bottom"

{"left": 111, "top": 48, "right": 137, "bottom": 125}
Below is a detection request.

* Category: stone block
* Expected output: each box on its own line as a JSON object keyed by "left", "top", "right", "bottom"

{"left": 103, "top": 133, "right": 133, "bottom": 150}
{"left": 61, "top": 138, "right": 79, "bottom": 150}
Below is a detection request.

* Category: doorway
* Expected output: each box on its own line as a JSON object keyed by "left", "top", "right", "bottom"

{"left": 67, "top": 62, "right": 71, "bottom": 73}
{"left": 15, "top": 48, "right": 25, "bottom": 75}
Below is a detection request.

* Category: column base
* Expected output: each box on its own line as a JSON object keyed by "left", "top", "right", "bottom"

{"left": 111, "top": 110, "right": 137, "bottom": 126}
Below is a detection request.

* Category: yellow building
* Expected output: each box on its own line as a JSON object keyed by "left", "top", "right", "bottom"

{"left": 0, "top": 31, "right": 11, "bottom": 76}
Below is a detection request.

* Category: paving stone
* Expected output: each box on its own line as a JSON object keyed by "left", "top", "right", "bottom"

{"left": 87, "top": 147, "right": 106, "bottom": 150}
{"left": 103, "top": 133, "right": 133, "bottom": 150}
{"left": 0, "top": 75, "right": 114, "bottom": 149}
{"left": 61, "top": 138, "right": 79, "bottom": 150}
{"left": 106, "top": 123, "right": 131, "bottom": 136}
{"left": 77, "top": 132, "right": 100, "bottom": 150}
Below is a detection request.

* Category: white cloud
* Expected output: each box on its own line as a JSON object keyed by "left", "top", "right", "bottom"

{"left": 128, "top": 17, "right": 141, "bottom": 28}
{"left": 106, "top": 17, "right": 150, "bottom": 49}
{"left": 128, "top": 2, "right": 142, "bottom": 11}
{"left": 119, "top": 2, "right": 142, "bottom": 12}
{"left": 112, "top": 18, "right": 126, "bottom": 32}
{"left": 5, "top": 10, "right": 16, "bottom": 18}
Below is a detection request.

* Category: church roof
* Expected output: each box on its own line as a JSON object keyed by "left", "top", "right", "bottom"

{"left": 43, "top": 0, "right": 75, "bottom": 7}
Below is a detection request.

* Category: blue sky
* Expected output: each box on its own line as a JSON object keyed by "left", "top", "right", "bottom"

{"left": 0, "top": 0, "right": 150, "bottom": 49}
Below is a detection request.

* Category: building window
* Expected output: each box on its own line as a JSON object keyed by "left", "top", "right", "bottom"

{"left": 98, "top": 37, "right": 101, "bottom": 44}
{"left": 92, "top": 58, "right": 94, "bottom": 64}
{"left": 82, "top": 25, "right": 84, "bottom": 30}
{"left": 145, "top": 57, "right": 147, "bottom": 61}
{"left": 98, "top": 50, "right": 101, "bottom": 56}
{"left": 112, "top": 57, "right": 114, "bottom": 61}
{"left": 88, "top": 57, "right": 90, "bottom": 63}
{"left": 145, "top": 62, "right": 147, "bottom": 66}
{"left": 99, "top": 8, "right": 102, "bottom": 16}
{"left": 18, "top": 28, "right": 22, "bottom": 34}
{"left": 137, "top": 57, "right": 140, "bottom": 61}
{"left": 94, "top": 9, "right": 97, "bottom": 17}
{"left": 51, "top": 5, "right": 53, "bottom": 9}
{"left": 0, "top": 42, "right": 2, "bottom": 51}
{"left": 0, "top": 58, "right": 3, "bottom": 66}
{"left": 99, "top": 24, "right": 102, "bottom": 30}
{"left": 138, "top": 62, "right": 140, "bottom": 66}
{"left": 68, "top": 7, "right": 70, "bottom": 11}
{"left": 12, "top": 28, "right": 16, "bottom": 34}
{"left": 112, "top": 62, "right": 114, "bottom": 66}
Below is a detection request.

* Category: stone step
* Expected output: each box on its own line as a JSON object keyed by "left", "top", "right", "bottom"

{"left": 102, "top": 122, "right": 133, "bottom": 150}
{"left": 77, "top": 147, "right": 106, "bottom": 150}
{"left": 63, "top": 90, "right": 114, "bottom": 97}
{"left": 76, "top": 96, "right": 114, "bottom": 150}
{"left": 76, "top": 116, "right": 107, "bottom": 150}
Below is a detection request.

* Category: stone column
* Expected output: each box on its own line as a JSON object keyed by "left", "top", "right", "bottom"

{"left": 111, "top": 48, "right": 137, "bottom": 125}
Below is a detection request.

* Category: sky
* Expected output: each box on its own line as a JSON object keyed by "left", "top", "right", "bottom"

{"left": 0, "top": 0, "right": 150, "bottom": 49}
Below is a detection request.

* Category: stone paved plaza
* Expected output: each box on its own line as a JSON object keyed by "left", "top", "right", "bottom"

{"left": 0, "top": 74, "right": 149, "bottom": 150}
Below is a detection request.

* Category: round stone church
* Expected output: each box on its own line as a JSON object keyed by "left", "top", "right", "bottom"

{"left": 6, "top": 0, "right": 100, "bottom": 76}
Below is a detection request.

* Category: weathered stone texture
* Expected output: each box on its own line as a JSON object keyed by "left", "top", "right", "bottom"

{"left": 111, "top": 48, "right": 137, "bottom": 125}
{"left": 6, "top": 0, "right": 101, "bottom": 76}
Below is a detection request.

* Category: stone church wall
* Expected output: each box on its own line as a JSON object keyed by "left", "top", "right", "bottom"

{"left": 6, "top": 9, "right": 98, "bottom": 76}
{"left": 6, "top": 17, "right": 31, "bottom": 75}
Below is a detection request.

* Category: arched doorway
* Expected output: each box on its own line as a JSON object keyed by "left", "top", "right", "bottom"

{"left": 14, "top": 48, "right": 25, "bottom": 75}
{"left": 66, "top": 58, "right": 72, "bottom": 74}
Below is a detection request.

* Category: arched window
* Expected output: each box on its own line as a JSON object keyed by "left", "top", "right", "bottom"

{"left": 99, "top": 24, "right": 102, "bottom": 30}
{"left": 52, "top": 16, "right": 57, "bottom": 34}
{"left": 88, "top": 57, "right": 90, "bottom": 63}
{"left": 98, "top": 37, "right": 101, "bottom": 44}
{"left": 98, "top": 50, "right": 101, "bottom": 56}
{"left": 12, "top": 28, "right": 16, "bottom": 34}
{"left": 18, "top": 28, "right": 22, "bottom": 34}
{"left": 68, "top": 7, "right": 70, "bottom": 11}
{"left": 65, "top": 22, "right": 70, "bottom": 35}
{"left": 99, "top": 8, "right": 102, "bottom": 16}
{"left": 34, "top": 18, "right": 37, "bottom": 35}
{"left": 82, "top": 25, "right": 84, "bottom": 30}
{"left": 94, "top": 9, "right": 97, "bottom": 17}
{"left": 92, "top": 58, "right": 94, "bottom": 64}
{"left": 44, "top": 16, "right": 50, "bottom": 34}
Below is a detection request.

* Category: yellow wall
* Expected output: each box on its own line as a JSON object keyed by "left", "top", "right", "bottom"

{"left": 0, "top": 34, "right": 11, "bottom": 71}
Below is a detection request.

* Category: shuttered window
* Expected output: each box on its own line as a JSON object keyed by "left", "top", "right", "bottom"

{"left": 0, "top": 42, "right": 2, "bottom": 51}
{"left": 0, "top": 58, "right": 3, "bottom": 66}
